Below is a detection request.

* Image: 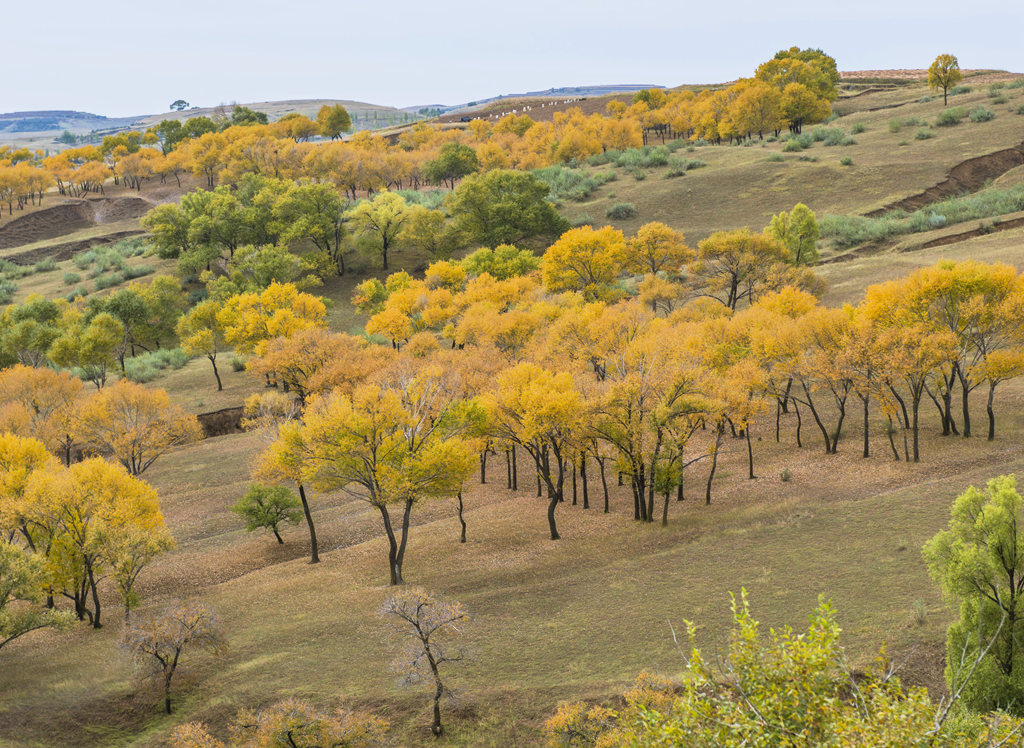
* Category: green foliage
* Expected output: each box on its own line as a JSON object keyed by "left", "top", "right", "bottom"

{"left": 0, "top": 541, "right": 73, "bottom": 650}
{"left": 924, "top": 475, "right": 1024, "bottom": 714}
{"left": 783, "top": 133, "right": 813, "bottom": 151}
{"left": 394, "top": 188, "right": 448, "bottom": 210}
{"left": 123, "top": 348, "right": 192, "bottom": 383}
{"left": 665, "top": 156, "right": 706, "bottom": 177}
{"left": 1007, "top": 79, "right": 1024, "bottom": 90}
{"left": 605, "top": 203, "right": 637, "bottom": 220}
{"left": 230, "top": 106, "right": 269, "bottom": 127}
{"left": 230, "top": 355, "right": 246, "bottom": 372}
{"left": 888, "top": 118, "right": 902, "bottom": 133}
{"left": 822, "top": 182, "right": 1024, "bottom": 247}
{"left": 447, "top": 170, "right": 569, "bottom": 248}
{"left": 949, "top": 85, "right": 972, "bottom": 96}
{"left": 423, "top": 143, "right": 479, "bottom": 188}
{"left": 62, "top": 272, "right": 82, "bottom": 286}
{"left": 766, "top": 153, "right": 785, "bottom": 162}
{"left": 915, "top": 127, "right": 935, "bottom": 140}
{"left": 531, "top": 166, "right": 612, "bottom": 202}
{"left": 840, "top": 156, "right": 853, "bottom": 166}
{"left": 969, "top": 107, "right": 996, "bottom": 123}
{"left": 93, "top": 272, "right": 126, "bottom": 291}
{"left": 936, "top": 107, "right": 967, "bottom": 126}
{"left": 460, "top": 245, "right": 540, "bottom": 280}
{"left": 767, "top": 203, "right": 820, "bottom": 265}
{"left": 231, "top": 484, "right": 303, "bottom": 543}
{"left": 850, "top": 122, "right": 866, "bottom": 134}
{"left": 32, "top": 258, "right": 57, "bottom": 273}
{"left": 0, "top": 280, "right": 17, "bottom": 304}
{"left": 544, "top": 592, "right": 1016, "bottom": 746}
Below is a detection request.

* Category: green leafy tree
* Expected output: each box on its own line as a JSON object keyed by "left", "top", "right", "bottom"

{"left": 0, "top": 294, "right": 62, "bottom": 367}
{"left": 169, "top": 100, "right": 190, "bottom": 112}
{"left": 766, "top": 203, "right": 820, "bottom": 266}
{"left": 182, "top": 116, "right": 218, "bottom": 140}
{"left": 924, "top": 474, "right": 1024, "bottom": 715}
{"left": 274, "top": 182, "right": 349, "bottom": 273}
{"left": 346, "top": 191, "right": 414, "bottom": 270}
{"left": 151, "top": 120, "right": 185, "bottom": 154}
{"left": 460, "top": 244, "right": 540, "bottom": 279}
{"left": 229, "top": 106, "right": 269, "bottom": 127}
{"left": 0, "top": 541, "right": 72, "bottom": 650}
{"left": 929, "top": 54, "right": 963, "bottom": 106}
{"left": 446, "top": 170, "right": 569, "bottom": 248}
{"left": 423, "top": 143, "right": 479, "bottom": 189}
{"left": 176, "top": 300, "right": 228, "bottom": 390}
{"left": 231, "top": 484, "right": 303, "bottom": 544}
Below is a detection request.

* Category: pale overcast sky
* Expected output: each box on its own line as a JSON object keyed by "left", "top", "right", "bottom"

{"left": 6, "top": 0, "right": 1023, "bottom": 116}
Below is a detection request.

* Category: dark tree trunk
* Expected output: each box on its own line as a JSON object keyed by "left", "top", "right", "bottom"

{"left": 298, "top": 484, "right": 319, "bottom": 563}
{"left": 705, "top": 424, "right": 724, "bottom": 505}
{"left": 987, "top": 380, "right": 997, "bottom": 441}
{"left": 746, "top": 427, "right": 755, "bottom": 479}
{"left": 457, "top": 491, "right": 466, "bottom": 543}
{"left": 580, "top": 455, "right": 589, "bottom": 509}
{"left": 598, "top": 458, "right": 609, "bottom": 513}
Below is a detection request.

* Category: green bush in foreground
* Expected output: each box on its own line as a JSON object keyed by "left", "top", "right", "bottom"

{"left": 545, "top": 591, "right": 1023, "bottom": 746}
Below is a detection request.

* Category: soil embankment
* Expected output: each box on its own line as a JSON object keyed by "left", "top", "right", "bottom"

{"left": 0, "top": 196, "right": 151, "bottom": 250}
{"left": 866, "top": 142, "right": 1024, "bottom": 217}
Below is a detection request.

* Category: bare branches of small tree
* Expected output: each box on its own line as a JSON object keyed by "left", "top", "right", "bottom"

{"left": 381, "top": 588, "right": 469, "bottom": 737}
{"left": 122, "top": 599, "right": 226, "bottom": 714}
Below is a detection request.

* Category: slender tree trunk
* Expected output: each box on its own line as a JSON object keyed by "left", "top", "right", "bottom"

{"left": 861, "top": 394, "right": 870, "bottom": 458}
{"left": 88, "top": 564, "right": 102, "bottom": 629}
{"left": 571, "top": 461, "right": 577, "bottom": 505}
{"left": 912, "top": 395, "right": 921, "bottom": 463}
{"left": 511, "top": 445, "right": 517, "bottom": 490}
{"left": 800, "top": 382, "right": 832, "bottom": 454}
{"left": 598, "top": 458, "right": 609, "bottom": 513}
{"left": 393, "top": 498, "right": 415, "bottom": 584}
{"left": 987, "top": 380, "right": 997, "bottom": 441}
{"left": 273, "top": 527, "right": 283, "bottom": 544}
{"left": 794, "top": 400, "right": 803, "bottom": 448}
{"left": 960, "top": 374, "right": 972, "bottom": 438}
{"left": 298, "top": 484, "right": 319, "bottom": 563}
{"left": 580, "top": 455, "right": 589, "bottom": 509}
{"left": 886, "top": 415, "right": 900, "bottom": 461}
{"left": 705, "top": 423, "right": 724, "bottom": 505}
{"left": 745, "top": 427, "right": 755, "bottom": 479}
{"left": 457, "top": 491, "right": 466, "bottom": 543}
{"left": 505, "top": 450, "right": 512, "bottom": 488}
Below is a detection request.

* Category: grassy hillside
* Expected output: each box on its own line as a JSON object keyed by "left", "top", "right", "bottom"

{"left": 4, "top": 72, "right": 1024, "bottom": 747}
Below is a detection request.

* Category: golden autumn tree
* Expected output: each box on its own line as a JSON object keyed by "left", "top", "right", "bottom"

{"left": 216, "top": 282, "right": 327, "bottom": 356}
{"left": 541, "top": 225, "right": 628, "bottom": 301}
{"left": 272, "top": 361, "right": 477, "bottom": 583}
{"left": 25, "top": 458, "right": 170, "bottom": 628}
{"left": 74, "top": 380, "right": 203, "bottom": 476}
{"left": 482, "top": 363, "right": 585, "bottom": 540}
{"left": 176, "top": 300, "right": 229, "bottom": 390}
{"left": 928, "top": 53, "right": 962, "bottom": 106}
{"left": 0, "top": 365, "right": 83, "bottom": 465}
{"left": 693, "top": 229, "right": 792, "bottom": 310}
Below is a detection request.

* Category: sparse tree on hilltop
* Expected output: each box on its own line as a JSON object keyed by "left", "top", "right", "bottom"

{"left": 929, "top": 54, "right": 963, "bottom": 106}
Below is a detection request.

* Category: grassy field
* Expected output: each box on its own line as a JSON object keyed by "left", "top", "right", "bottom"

{"left": 4, "top": 74, "right": 1024, "bottom": 747}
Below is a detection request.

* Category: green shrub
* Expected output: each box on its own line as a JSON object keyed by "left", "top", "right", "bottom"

{"left": 822, "top": 182, "right": 1024, "bottom": 247}
{"left": 112, "top": 238, "right": 147, "bottom": 257}
{"left": 587, "top": 151, "right": 613, "bottom": 166}
{"left": 572, "top": 213, "right": 594, "bottom": 227}
{"left": 394, "top": 188, "right": 447, "bottom": 210}
{"left": 902, "top": 116, "right": 925, "bottom": 127}
{"left": 665, "top": 156, "right": 707, "bottom": 177}
{"left": 949, "top": 85, "right": 972, "bottom": 96}
{"left": 935, "top": 107, "right": 967, "bottom": 126}
{"left": 850, "top": 122, "right": 867, "bottom": 134}
{"left": 914, "top": 128, "right": 935, "bottom": 140}
{"left": 0, "top": 279, "right": 17, "bottom": 303}
{"left": 123, "top": 264, "right": 155, "bottom": 280}
{"left": 782, "top": 138, "right": 805, "bottom": 152}
{"left": 969, "top": 107, "right": 996, "bottom": 122}
{"left": 1006, "top": 78, "right": 1024, "bottom": 90}
{"left": 1016, "top": 105, "right": 1024, "bottom": 115}
{"left": 230, "top": 355, "right": 247, "bottom": 372}
{"left": 797, "top": 155, "right": 818, "bottom": 162}
{"left": 888, "top": 119, "right": 902, "bottom": 133}
{"left": 897, "top": 140, "right": 910, "bottom": 147}
{"left": 766, "top": 153, "right": 785, "bottom": 163}
{"left": 606, "top": 203, "right": 637, "bottom": 220}
{"left": 989, "top": 82, "right": 1006, "bottom": 92}
{"left": 65, "top": 285, "right": 87, "bottom": 302}
{"left": 33, "top": 257, "right": 58, "bottom": 273}
{"left": 611, "top": 146, "right": 670, "bottom": 169}
{"left": 840, "top": 157, "right": 853, "bottom": 166}
{"left": 62, "top": 271, "right": 82, "bottom": 286}
{"left": 124, "top": 359, "right": 159, "bottom": 383}
{"left": 533, "top": 165, "right": 611, "bottom": 202}
{"left": 73, "top": 252, "right": 93, "bottom": 270}
{"left": 93, "top": 272, "right": 125, "bottom": 291}
{"left": 823, "top": 131, "right": 856, "bottom": 147}
{"left": 992, "top": 95, "right": 1008, "bottom": 105}
{"left": 919, "top": 95, "right": 934, "bottom": 104}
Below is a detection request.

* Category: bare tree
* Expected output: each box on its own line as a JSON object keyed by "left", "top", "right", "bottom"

{"left": 122, "top": 599, "right": 226, "bottom": 714}
{"left": 381, "top": 588, "right": 469, "bottom": 737}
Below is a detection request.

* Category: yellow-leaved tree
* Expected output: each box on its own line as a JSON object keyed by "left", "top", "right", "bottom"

{"left": 216, "top": 282, "right": 326, "bottom": 357}
{"left": 74, "top": 380, "right": 203, "bottom": 476}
